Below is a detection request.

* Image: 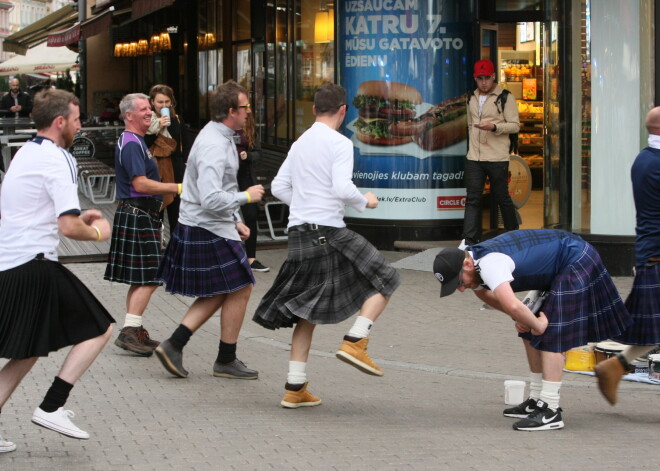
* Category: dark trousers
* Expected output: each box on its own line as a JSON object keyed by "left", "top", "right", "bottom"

{"left": 462, "top": 159, "right": 519, "bottom": 245}
{"left": 241, "top": 202, "right": 258, "bottom": 259}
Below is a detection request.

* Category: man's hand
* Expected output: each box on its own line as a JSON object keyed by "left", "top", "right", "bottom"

{"left": 531, "top": 311, "right": 549, "bottom": 336}
{"left": 237, "top": 222, "right": 250, "bottom": 240}
{"left": 80, "top": 209, "right": 104, "bottom": 225}
{"left": 364, "top": 192, "right": 378, "bottom": 208}
{"left": 245, "top": 184, "right": 265, "bottom": 203}
{"left": 515, "top": 321, "right": 530, "bottom": 334}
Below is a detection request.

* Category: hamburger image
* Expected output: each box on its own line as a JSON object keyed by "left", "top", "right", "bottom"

{"left": 352, "top": 80, "right": 423, "bottom": 146}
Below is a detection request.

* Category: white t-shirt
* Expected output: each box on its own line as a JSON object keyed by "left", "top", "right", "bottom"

{"left": 272, "top": 121, "right": 367, "bottom": 228}
{"left": 0, "top": 137, "right": 80, "bottom": 270}
{"left": 471, "top": 251, "right": 515, "bottom": 292}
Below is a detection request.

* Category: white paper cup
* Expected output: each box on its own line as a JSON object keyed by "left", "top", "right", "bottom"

{"left": 504, "top": 380, "right": 526, "bottom": 405}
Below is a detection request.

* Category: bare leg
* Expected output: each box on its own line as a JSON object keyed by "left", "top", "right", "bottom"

{"left": 58, "top": 326, "right": 113, "bottom": 385}
{"left": 0, "top": 358, "right": 39, "bottom": 408}
{"left": 290, "top": 319, "right": 316, "bottom": 363}
{"left": 522, "top": 338, "right": 542, "bottom": 374}
{"left": 218, "top": 285, "right": 252, "bottom": 343}
{"left": 126, "top": 285, "right": 159, "bottom": 316}
{"left": 359, "top": 293, "right": 389, "bottom": 322}
{"left": 181, "top": 294, "right": 226, "bottom": 333}
{"left": 540, "top": 351, "right": 565, "bottom": 382}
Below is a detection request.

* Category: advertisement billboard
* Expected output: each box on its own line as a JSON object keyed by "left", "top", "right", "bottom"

{"left": 339, "top": 1, "right": 475, "bottom": 222}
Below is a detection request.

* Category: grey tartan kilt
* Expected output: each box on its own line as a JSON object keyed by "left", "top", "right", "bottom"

{"left": 253, "top": 226, "right": 401, "bottom": 329}
{"left": 104, "top": 203, "right": 163, "bottom": 286}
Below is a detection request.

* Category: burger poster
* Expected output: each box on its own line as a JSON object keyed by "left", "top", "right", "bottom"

{"left": 339, "top": 1, "right": 475, "bottom": 221}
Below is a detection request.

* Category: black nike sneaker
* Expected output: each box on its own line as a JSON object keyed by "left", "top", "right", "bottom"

{"left": 503, "top": 397, "right": 539, "bottom": 418}
{"left": 512, "top": 400, "right": 564, "bottom": 431}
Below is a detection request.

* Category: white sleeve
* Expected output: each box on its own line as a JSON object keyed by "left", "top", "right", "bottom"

{"left": 477, "top": 253, "right": 515, "bottom": 292}
{"left": 47, "top": 154, "right": 81, "bottom": 217}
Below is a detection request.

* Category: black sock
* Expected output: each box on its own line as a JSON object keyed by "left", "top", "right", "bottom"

{"left": 169, "top": 324, "right": 193, "bottom": 351}
{"left": 217, "top": 341, "right": 237, "bottom": 364}
{"left": 39, "top": 376, "right": 73, "bottom": 413}
{"left": 285, "top": 382, "right": 305, "bottom": 391}
{"left": 344, "top": 335, "right": 361, "bottom": 343}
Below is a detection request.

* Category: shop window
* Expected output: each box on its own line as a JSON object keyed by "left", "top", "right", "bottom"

{"left": 261, "top": 0, "right": 335, "bottom": 149}
{"left": 197, "top": 0, "right": 223, "bottom": 122}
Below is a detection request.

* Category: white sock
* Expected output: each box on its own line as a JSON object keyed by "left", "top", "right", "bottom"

{"left": 529, "top": 372, "right": 543, "bottom": 400}
{"left": 622, "top": 345, "right": 657, "bottom": 364}
{"left": 347, "top": 316, "right": 373, "bottom": 339}
{"left": 539, "top": 380, "right": 561, "bottom": 411}
{"left": 287, "top": 361, "right": 307, "bottom": 385}
{"left": 123, "top": 313, "right": 143, "bottom": 328}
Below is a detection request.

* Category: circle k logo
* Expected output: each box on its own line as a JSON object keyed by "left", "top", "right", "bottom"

{"left": 436, "top": 196, "right": 466, "bottom": 210}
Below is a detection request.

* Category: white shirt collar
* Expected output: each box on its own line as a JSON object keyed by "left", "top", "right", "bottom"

{"left": 648, "top": 134, "right": 660, "bottom": 149}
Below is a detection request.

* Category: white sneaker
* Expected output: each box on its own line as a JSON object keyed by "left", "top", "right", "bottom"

{"left": 31, "top": 407, "right": 90, "bottom": 439}
{"left": 0, "top": 434, "right": 17, "bottom": 453}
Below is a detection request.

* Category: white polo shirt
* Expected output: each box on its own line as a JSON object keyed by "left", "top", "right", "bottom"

{"left": 0, "top": 137, "right": 80, "bottom": 270}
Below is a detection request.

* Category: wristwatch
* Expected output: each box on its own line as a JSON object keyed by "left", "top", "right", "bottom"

{"left": 492, "top": 125, "right": 497, "bottom": 133}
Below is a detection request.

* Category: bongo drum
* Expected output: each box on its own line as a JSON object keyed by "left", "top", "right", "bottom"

{"left": 593, "top": 340, "right": 626, "bottom": 364}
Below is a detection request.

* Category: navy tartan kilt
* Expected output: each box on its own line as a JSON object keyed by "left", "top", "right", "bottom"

{"left": 104, "top": 201, "right": 163, "bottom": 285}
{"left": 0, "top": 258, "right": 114, "bottom": 360}
{"left": 156, "top": 223, "right": 254, "bottom": 297}
{"left": 615, "top": 263, "right": 660, "bottom": 345}
{"left": 521, "top": 243, "right": 631, "bottom": 353}
{"left": 253, "top": 226, "right": 401, "bottom": 330}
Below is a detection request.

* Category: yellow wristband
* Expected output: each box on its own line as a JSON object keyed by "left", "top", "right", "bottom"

{"left": 92, "top": 225, "right": 102, "bottom": 242}
{"left": 177, "top": 183, "right": 182, "bottom": 195}
{"left": 244, "top": 191, "right": 252, "bottom": 203}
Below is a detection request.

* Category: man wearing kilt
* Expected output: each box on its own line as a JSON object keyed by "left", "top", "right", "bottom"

{"left": 433, "top": 229, "right": 631, "bottom": 431}
{"left": 104, "top": 93, "right": 180, "bottom": 356}
{"left": 252, "top": 83, "right": 401, "bottom": 408}
{"left": 595, "top": 107, "right": 660, "bottom": 405}
{"left": 154, "top": 81, "right": 265, "bottom": 379}
{"left": 0, "top": 89, "right": 115, "bottom": 449}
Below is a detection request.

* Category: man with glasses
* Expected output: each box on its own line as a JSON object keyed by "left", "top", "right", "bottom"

{"left": 253, "top": 83, "right": 400, "bottom": 408}
{"left": 463, "top": 59, "right": 520, "bottom": 246}
{"left": 154, "top": 80, "right": 265, "bottom": 380}
{"left": 433, "top": 229, "right": 631, "bottom": 431}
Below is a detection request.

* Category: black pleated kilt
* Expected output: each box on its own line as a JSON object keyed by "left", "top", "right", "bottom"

{"left": 157, "top": 223, "right": 255, "bottom": 297}
{"left": 0, "top": 258, "right": 115, "bottom": 360}
{"left": 615, "top": 262, "right": 660, "bottom": 345}
{"left": 104, "top": 200, "right": 163, "bottom": 285}
{"left": 253, "top": 226, "right": 401, "bottom": 330}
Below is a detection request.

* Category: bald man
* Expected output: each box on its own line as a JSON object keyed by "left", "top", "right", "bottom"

{"left": 1, "top": 79, "right": 33, "bottom": 118}
{"left": 595, "top": 106, "right": 660, "bottom": 404}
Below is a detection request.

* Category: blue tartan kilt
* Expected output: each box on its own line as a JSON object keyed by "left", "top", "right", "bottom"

{"left": 615, "top": 263, "right": 660, "bottom": 345}
{"left": 521, "top": 243, "right": 632, "bottom": 353}
{"left": 156, "top": 223, "right": 254, "bottom": 297}
{"left": 104, "top": 201, "right": 163, "bottom": 285}
{"left": 252, "top": 226, "right": 401, "bottom": 330}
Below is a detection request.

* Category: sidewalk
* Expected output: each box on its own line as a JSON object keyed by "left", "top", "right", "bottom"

{"left": 1, "top": 248, "right": 656, "bottom": 471}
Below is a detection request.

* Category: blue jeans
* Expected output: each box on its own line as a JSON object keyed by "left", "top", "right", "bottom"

{"left": 462, "top": 159, "right": 519, "bottom": 245}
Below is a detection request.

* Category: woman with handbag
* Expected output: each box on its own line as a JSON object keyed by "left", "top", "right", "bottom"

{"left": 145, "top": 84, "right": 188, "bottom": 237}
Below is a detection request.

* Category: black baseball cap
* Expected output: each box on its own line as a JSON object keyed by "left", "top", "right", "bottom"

{"left": 433, "top": 248, "right": 465, "bottom": 297}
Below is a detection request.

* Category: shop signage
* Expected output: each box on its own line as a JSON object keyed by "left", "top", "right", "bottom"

{"left": 70, "top": 136, "right": 95, "bottom": 159}
{"left": 339, "top": 1, "right": 474, "bottom": 221}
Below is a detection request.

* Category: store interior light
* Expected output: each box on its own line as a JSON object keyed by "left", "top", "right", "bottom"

{"left": 315, "top": 2, "right": 334, "bottom": 43}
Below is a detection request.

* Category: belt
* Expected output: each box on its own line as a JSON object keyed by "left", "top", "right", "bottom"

{"left": 120, "top": 198, "right": 163, "bottom": 212}
{"left": 289, "top": 223, "right": 332, "bottom": 232}
{"left": 289, "top": 223, "right": 332, "bottom": 245}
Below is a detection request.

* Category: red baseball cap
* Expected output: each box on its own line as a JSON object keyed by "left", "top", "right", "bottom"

{"left": 474, "top": 59, "right": 495, "bottom": 77}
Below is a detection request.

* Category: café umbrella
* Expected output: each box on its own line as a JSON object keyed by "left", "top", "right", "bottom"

{"left": 0, "top": 42, "right": 79, "bottom": 76}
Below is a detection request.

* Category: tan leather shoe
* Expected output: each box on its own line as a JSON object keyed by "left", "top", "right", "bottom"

{"left": 594, "top": 355, "right": 626, "bottom": 405}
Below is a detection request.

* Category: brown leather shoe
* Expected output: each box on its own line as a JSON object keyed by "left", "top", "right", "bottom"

{"left": 594, "top": 355, "right": 626, "bottom": 405}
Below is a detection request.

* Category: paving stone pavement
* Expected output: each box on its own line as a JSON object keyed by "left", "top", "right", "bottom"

{"left": 1, "top": 248, "right": 658, "bottom": 470}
